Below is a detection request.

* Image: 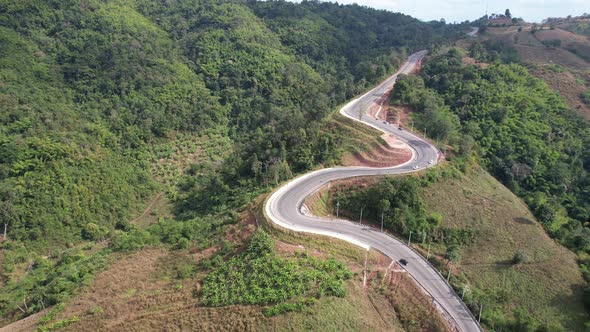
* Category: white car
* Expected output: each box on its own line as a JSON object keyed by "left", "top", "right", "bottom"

{"left": 412, "top": 165, "right": 420, "bottom": 170}
{"left": 428, "top": 160, "right": 434, "bottom": 164}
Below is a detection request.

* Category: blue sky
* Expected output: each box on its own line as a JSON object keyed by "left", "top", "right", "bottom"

{"left": 288, "top": 0, "right": 590, "bottom": 23}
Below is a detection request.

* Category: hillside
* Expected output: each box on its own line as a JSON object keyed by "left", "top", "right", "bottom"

{"left": 310, "top": 165, "right": 588, "bottom": 330}
{"left": 472, "top": 18, "right": 590, "bottom": 119}
{"left": 0, "top": 0, "right": 469, "bottom": 328}
{"left": 422, "top": 168, "right": 587, "bottom": 330}
{"left": 391, "top": 44, "right": 590, "bottom": 329}
{"left": 304, "top": 41, "right": 590, "bottom": 329}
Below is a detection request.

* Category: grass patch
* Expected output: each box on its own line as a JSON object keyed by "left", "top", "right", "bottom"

{"left": 421, "top": 167, "right": 588, "bottom": 330}
{"left": 313, "top": 166, "right": 588, "bottom": 329}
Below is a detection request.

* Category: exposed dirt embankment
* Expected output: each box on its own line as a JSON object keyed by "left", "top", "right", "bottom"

{"left": 367, "top": 89, "right": 392, "bottom": 121}
{"left": 343, "top": 132, "right": 412, "bottom": 168}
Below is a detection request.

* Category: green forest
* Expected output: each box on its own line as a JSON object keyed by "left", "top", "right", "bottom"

{"left": 0, "top": 0, "right": 467, "bottom": 325}
{"left": 393, "top": 48, "right": 590, "bottom": 258}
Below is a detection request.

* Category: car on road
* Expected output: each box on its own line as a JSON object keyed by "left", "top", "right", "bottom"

{"left": 399, "top": 259, "right": 408, "bottom": 266}
{"left": 428, "top": 160, "right": 434, "bottom": 164}
{"left": 398, "top": 127, "right": 403, "bottom": 130}
{"left": 412, "top": 165, "right": 420, "bottom": 170}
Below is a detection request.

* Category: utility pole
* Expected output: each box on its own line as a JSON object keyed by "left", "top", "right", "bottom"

{"left": 336, "top": 201, "right": 340, "bottom": 218}
{"left": 359, "top": 207, "right": 363, "bottom": 225}
{"left": 422, "top": 231, "right": 426, "bottom": 243}
{"left": 478, "top": 303, "right": 484, "bottom": 323}
{"left": 407, "top": 231, "right": 412, "bottom": 246}
{"left": 381, "top": 211, "right": 384, "bottom": 232}
{"left": 411, "top": 120, "right": 414, "bottom": 132}
{"left": 462, "top": 285, "right": 467, "bottom": 300}
{"left": 447, "top": 270, "right": 451, "bottom": 282}
{"left": 424, "top": 127, "right": 427, "bottom": 138}
{"left": 427, "top": 242, "right": 431, "bottom": 259}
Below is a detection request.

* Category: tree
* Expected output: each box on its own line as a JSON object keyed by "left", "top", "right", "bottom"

{"left": 445, "top": 245, "right": 461, "bottom": 262}
{"left": 378, "top": 199, "right": 391, "bottom": 215}
{"left": 505, "top": 9, "right": 512, "bottom": 18}
{"left": 378, "top": 199, "right": 391, "bottom": 231}
{"left": 0, "top": 197, "right": 15, "bottom": 241}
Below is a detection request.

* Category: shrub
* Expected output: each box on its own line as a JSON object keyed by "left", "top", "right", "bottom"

{"left": 541, "top": 39, "right": 561, "bottom": 48}
{"left": 512, "top": 251, "right": 527, "bottom": 264}
{"left": 111, "top": 229, "right": 154, "bottom": 252}
{"left": 246, "top": 229, "right": 274, "bottom": 258}
{"left": 82, "top": 223, "right": 109, "bottom": 241}
{"left": 445, "top": 245, "right": 461, "bottom": 262}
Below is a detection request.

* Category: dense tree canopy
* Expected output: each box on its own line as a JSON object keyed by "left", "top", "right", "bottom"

{"left": 0, "top": 0, "right": 466, "bottom": 322}
{"left": 393, "top": 49, "right": 590, "bottom": 256}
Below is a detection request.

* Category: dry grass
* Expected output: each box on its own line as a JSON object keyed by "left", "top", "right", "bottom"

{"left": 42, "top": 225, "right": 449, "bottom": 332}
{"left": 129, "top": 192, "right": 173, "bottom": 228}
{"left": 515, "top": 44, "right": 589, "bottom": 70}
{"left": 29, "top": 191, "right": 448, "bottom": 332}
{"left": 303, "top": 165, "right": 589, "bottom": 329}
{"left": 420, "top": 167, "right": 588, "bottom": 329}
{"left": 481, "top": 26, "right": 590, "bottom": 121}
{"left": 535, "top": 28, "right": 590, "bottom": 46}
{"left": 529, "top": 67, "right": 590, "bottom": 120}
{"left": 0, "top": 311, "right": 46, "bottom": 332}
{"left": 484, "top": 26, "right": 590, "bottom": 70}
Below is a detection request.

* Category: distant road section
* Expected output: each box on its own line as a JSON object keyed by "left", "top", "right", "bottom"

{"left": 468, "top": 27, "right": 479, "bottom": 37}
{"left": 265, "top": 51, "right": 482, "bottom": 332}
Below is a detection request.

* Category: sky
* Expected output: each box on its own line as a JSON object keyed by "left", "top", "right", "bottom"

{"left": 287, "top": 0, "right": 590, "bottom": 23}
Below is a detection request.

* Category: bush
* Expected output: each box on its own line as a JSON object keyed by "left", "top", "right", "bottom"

{"left": 445, "top": 245, "right": 461, "bottom": 262}
{"left": 111, "top": 230, "right": 154, "bottom": 252}
{"left": 81, "top": 223, "right": 109, "bottom": 241}
{"left": 246, "top": 229, "right": 274, "bottom": 258}
{"left": 541, "top": 39, "right": 561, "bottom": 48}
{"left": 512, "top": 251, "right": 527, "bottom": 264}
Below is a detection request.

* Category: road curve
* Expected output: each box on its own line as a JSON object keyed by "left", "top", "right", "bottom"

{"left": 264, "top": 51, "right": 481, "bottom": 332}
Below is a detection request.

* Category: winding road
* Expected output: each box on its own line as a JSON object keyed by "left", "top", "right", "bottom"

{"left": 264, "top": 51, "right": 482, "bottom": 332}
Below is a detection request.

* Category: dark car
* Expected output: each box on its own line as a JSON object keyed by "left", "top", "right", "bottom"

{"left": 399, "top": 258, "right": 408, "bottom": 266}
{"left": 398, "top": 127, "right": 403, "bottom": 130}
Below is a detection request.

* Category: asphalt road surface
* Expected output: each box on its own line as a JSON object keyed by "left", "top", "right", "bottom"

{"left": 265, "top": 51, "right": 482, "bottom": 332}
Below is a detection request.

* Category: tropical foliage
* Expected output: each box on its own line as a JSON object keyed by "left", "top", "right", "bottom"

{"left": 0, "top": 0, "right": 466, "bottom": 324}
{"left": 200, "top": 230, "right": 352, "bottom": 311}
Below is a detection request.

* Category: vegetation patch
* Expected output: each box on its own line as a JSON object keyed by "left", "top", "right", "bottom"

{"left": 201, "top": 230, "right": 353, "bottom": 313}
{"left": 0, "top": 245, "right": 108, "bottom": 323}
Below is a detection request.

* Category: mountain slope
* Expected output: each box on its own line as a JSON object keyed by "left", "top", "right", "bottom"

{"left": 0, "top": 0, "right": 467, "bottom": 326}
